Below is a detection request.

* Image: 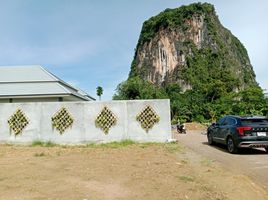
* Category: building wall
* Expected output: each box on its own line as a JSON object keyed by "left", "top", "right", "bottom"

{"left": 0, "top": 97, "right": 61, "bottom": 103}
{"left": 13, "top": 97, "right": 61, "bottom": 103}
{"left": 0, "top": 100, "right": 171, "bottom": 144}
{"left": 0, "top": 99, "right": 9, "bottom": 103}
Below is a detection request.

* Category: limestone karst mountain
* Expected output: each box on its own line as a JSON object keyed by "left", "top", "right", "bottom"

{"left": 129, "top": 3, "right": 257, "bottom": 92}
{"left": 114, "top": 3, "right": 266, "bottom": 122}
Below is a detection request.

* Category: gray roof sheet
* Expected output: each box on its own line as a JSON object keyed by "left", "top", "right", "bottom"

{"left": 0, "top": 82, "right": 69, "bottom": 96}
{"left": 0, "top": 65, "right": 95, "bottom": 101}
{"left": 0, "top": 65, "right": 56, "bottom": 82}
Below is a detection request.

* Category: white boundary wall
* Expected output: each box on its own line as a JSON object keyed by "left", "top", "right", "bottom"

{"left": 0, "top": 100, "right": 171, "bottom": 144}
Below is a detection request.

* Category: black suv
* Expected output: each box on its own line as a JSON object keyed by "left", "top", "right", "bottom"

{"left": 207, "top": 115, "right": 268, "bottom": 153}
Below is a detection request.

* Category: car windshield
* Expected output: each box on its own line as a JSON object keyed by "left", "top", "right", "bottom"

{"left": 241, "top": 118, "right": 268, "bottom": 125}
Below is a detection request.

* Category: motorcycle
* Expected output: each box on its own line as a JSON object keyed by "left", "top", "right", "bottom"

{"left": 177, "top": 124, "right": 186, "bottom": 134}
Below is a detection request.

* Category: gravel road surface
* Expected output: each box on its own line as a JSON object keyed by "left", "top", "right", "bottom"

{"left": 176, "top": 130, "right": 268, "bottom": 188}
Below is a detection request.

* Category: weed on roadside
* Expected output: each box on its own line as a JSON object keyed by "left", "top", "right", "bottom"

{"left": 34, "top": 152, "right": 46, "bottom": 157}
{"left": 164, "top": 142, "right": 184, "bottom": 153}
{"left": 178, "top": 175, "right": 195, "bottom": 183}
{"left": 0, "top": 177, "right": 6, "bottom": 181}
{"left": 138, "top": 142, "right": 160, "bottom": 149}
{"left": 180, "top": 159, "right": 188, "bottom": 164}
{"left": 201, "top": 158, "right": 214, "bottom": 167}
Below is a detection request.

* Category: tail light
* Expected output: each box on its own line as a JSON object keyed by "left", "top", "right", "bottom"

{"left": 236, "top": 126, "right": 252, "bottom": 136}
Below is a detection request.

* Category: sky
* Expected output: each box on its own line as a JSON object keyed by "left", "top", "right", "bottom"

{"left": 0, "top": 0, "right": 267, "bottom": 100}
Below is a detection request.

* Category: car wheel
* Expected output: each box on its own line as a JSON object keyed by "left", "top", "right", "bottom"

{"left": 227, "top": 137, "right": 238, "bottom": 154}
{"left": 207, "top": 132, "right": 214, "bottom": 145}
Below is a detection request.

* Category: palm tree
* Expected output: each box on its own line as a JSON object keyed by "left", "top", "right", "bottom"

{"left": 96, "top": 86, "right": 103, "bottom": 101}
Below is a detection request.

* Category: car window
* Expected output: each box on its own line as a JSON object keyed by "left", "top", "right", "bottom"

{"left": 217, "top": 118, "right": 225, "bottom": 125}
{"left": 241, "top": 118, "right": 268, "bottom": 125}
{"left": 225, "top": 117, "right": 236, "bottom": 125}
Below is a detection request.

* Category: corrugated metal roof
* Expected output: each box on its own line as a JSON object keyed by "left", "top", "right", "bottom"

{"left": 0, "top": 65, "right": 95, "bottom": 101}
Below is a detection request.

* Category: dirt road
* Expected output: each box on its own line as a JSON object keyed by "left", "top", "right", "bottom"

{"left": 176, "top": 130, "right": 268, "bottom": 188}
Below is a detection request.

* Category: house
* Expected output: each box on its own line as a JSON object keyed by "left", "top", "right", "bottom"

{"left": 0, "top": 65, "right": 95, "bottom": 103}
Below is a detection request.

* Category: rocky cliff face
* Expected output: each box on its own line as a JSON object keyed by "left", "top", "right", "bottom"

{"left": 129, "top": 3, "right": 257, "bottom": 91}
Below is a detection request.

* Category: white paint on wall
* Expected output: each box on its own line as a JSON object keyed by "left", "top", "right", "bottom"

{"left": 0, "top": 100, "right": 171, "bottom": 144}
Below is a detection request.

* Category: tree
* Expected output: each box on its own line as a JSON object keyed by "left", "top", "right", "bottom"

{"left": 113, "top": 78, "right": 266, "bottom": 123}
{"left": 96, "top": 86, "right": 103, "bottom": 101}
{"left": 113, "top": 76, "right": 167, "bottom": 100}
{"left": 233, "top": 86, "right": 266, "bottom": 115}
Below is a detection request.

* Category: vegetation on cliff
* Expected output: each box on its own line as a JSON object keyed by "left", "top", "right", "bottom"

{"left": 136, "top": 3, "right": 214, "bottom": 48}
{"left": 114, "top": 77, "right": 267, "bottom": 123}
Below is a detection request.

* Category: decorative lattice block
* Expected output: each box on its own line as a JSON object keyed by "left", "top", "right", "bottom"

{"left": 51, "top": 107, "right": 74, "bottom": 134}
{"left": 136, "top": 105, "right": 160, "bottom": 132}
{"left": 95, "top": 106, "right": 117, "bottom": 134}
{"left": 8, "top": 109, "right": 29, "bottom": 136}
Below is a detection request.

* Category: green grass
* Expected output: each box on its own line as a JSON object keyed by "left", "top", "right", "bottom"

{"left": 31, "top": 141, "right": 56, "bottom": 147}
{"left": 85, "top": 140, "right": 136, "bottom": 148}
{"left": 31, "top": 140, "right": 138, "bottom": 148}
{"left": 28, "top": 140, "right": 183, "bottom": 153}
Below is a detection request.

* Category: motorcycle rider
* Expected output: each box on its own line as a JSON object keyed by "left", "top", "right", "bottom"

{"left": 177, "top": 119, "right": 186, "bottom": 134}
